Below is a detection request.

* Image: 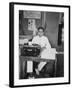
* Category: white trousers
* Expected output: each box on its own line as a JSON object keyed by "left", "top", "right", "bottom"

{"left": 38, "top": 62, "right": 47, "bottom": 71}
{"left": 27, "top": 61, "right": 46, "bottom": 72}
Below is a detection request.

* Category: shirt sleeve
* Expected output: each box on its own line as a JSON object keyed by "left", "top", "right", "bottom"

{"left": 32, "top": 36, "right": 37, "bottom": 44}
{"left": 45, "top": 37, "right": 51, "bottom": 49}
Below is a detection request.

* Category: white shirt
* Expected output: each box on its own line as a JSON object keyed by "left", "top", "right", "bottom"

{"left": 32, "top": 35, "right": 51, "bottom": 48}
{"left": 32, "top": 35, "right": 51, "bottom": 59}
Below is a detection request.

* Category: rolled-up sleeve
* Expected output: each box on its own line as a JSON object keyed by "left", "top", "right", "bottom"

{"left": 32, "top": 37, "right": 36, "bottom": 44}
{"left": 32, "top": 36, "right": 39, "bottom": 45}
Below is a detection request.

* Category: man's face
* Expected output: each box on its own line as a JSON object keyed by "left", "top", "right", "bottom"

{"left": 38, "top": 29, "right": 44, "bottom": 37}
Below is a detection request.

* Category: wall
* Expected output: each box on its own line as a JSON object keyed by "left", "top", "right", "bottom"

{"left": 19, "top": 10, "right": 41, "bottom": 35}
{"left": 45, "top": 12, "right": 59, "bottom": 48}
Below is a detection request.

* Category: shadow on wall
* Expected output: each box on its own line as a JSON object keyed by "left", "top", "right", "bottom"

{"left": 45, "top": 12, "right": 59, "bottom": 48}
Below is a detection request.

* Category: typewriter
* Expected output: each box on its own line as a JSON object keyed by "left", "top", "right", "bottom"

{"left": 21, "top": 44, "right": 41, "bottom": 57}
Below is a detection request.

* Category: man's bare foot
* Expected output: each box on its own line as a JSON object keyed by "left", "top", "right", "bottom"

{"left": 35, "top": 69, "right": 39, "bottom": 75}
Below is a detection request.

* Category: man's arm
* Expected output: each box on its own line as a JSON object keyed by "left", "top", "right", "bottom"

{"left": 45, "top": 37, "right": 51, "bottom": 49}
{"left": 31, "top": 36, "right": 37, "bottom": 44}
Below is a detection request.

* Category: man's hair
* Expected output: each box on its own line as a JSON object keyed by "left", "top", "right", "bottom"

{"left": 38, "top": 27, "right": 45, "bottom": 32}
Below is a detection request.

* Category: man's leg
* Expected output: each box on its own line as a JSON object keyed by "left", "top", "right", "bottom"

{"left": 35, "top": 62, "right": 46, "bottom": 75}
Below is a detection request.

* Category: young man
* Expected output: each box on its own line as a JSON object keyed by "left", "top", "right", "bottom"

{"left": 32, "top": 27, "right": 51, "bottom": 76}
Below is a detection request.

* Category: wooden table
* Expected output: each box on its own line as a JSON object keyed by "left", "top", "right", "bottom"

{"left": 19, "top": 56, "right": 57, "bottom": 79}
